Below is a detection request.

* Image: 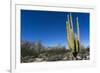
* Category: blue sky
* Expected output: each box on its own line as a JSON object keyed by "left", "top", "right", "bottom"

{"left": 21, "top": 10, "right": 90, "bottom": 48}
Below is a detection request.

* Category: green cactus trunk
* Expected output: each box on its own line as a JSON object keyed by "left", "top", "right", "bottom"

{"left": 66, "top": 13, "right": 80, "bottom": 59}
{"left": 76, "top": 17, "right": 80, "bottom": 53}
{"left": 66, "top": 14, "right": 75, "bottom": 53}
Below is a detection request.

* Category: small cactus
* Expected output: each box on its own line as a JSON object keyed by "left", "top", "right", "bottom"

{"left": 66, "top": 13, "right": 80, "bottom": 59}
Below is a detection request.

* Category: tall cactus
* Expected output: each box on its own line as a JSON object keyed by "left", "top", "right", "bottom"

{"left": 66, "top": 13, "right": 80, "bottom": 59}
{"left": 66, "top": 14, "right": 75, "bottom": 53}
{"left": 76, "top": 17, "right": 80, "bottom": 53}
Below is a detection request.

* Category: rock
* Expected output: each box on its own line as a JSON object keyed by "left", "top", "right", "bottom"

{"left": 77, "top": 56, "right": 82, "bottom": 60}
{"left": 47, "top": 55, "right": 63, "bottom": 61}
{"left": 86, "top": 55, "right": 89, "bottom": 59}
{"left": 35, "top": 58, "right": 44, "bottom": 62}
{"left": 27, "top": 58, "right": 35, "bottom": 62}
{"left": 63, "top": 57, "right": 68, "bottom": 60}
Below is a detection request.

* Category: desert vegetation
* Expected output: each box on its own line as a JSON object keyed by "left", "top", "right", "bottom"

{"left": 21, "top": 41, "right": 89, "bottom": 63}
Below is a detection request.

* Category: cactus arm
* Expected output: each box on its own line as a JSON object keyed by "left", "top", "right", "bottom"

{"left": 66, "top": 14, "right": 75, "bottom": 52}
{"left": 76, "top": 17, "right": 80, "bottom": 52}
